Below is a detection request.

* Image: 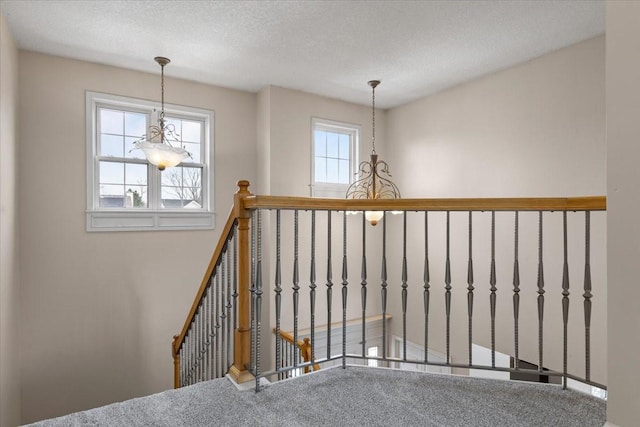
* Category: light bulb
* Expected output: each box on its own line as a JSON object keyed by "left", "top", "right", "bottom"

{"left": 365, "top": 211, "right": 384, "bottom": 226}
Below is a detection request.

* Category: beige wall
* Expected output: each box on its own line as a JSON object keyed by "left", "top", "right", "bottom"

{"left": 0, "top": 12, "right": 21, "bottom": 427}
{"left": 606, "top": 2, "right": 640, "bottom": 425}
{"left": 385, "top": 37, "right": 607, "bottom": 382}
{"left": 17, "top": 52, "right": 256, "bottom": 423}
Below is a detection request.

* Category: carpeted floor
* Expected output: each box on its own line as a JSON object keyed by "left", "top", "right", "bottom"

{"left": 27, "top": 366, "right": 606, "bottom": 426}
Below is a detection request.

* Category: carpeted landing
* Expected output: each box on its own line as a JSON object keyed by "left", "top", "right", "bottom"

{"left": 27, "top": 366, "right": 606, "bottom": 426}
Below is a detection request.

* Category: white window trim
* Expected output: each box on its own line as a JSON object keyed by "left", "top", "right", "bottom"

{"left": 86, "top": 91, "right": 215, "bottom": 232}
{"left": 310, "top": 117, "right": 360, "bottom": 198}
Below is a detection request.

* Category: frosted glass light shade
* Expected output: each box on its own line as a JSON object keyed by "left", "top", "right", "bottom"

{"left": 134, "top": 140, "right": 189, "bottom": 171}
{"left": 365, "top": 210, "right": 384, "bottom": 226}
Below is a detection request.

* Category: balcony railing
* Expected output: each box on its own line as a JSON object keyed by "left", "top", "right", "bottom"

{"left": 173, "top": 180, "right": 606, "bottom": 394}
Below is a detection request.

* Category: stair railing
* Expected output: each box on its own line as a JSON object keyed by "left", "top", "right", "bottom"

{"left": 174, "top": 180, "right": 607, "bottom": 395}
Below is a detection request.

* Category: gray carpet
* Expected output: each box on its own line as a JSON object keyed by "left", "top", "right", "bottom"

{"left": 27, "top": 366, "right": 606, "bottom": 427}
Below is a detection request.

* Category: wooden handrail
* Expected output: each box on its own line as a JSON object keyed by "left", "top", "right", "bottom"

{"left": 275, "top": 329, "right": 321, "bottom": 373}
{"left": 244, "top": 195, "right": 606, "bottom": 212}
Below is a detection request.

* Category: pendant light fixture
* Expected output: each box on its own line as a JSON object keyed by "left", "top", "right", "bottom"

{"left": 346, "top": 80, "right": 401, "bottom": 225}
{"left": 133, "top": 57, "right": 191, "bottom": 171}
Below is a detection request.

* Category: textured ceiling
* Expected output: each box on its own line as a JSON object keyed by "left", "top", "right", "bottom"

{"left": 0, "top": 0, "right": 604, "bottom": 108}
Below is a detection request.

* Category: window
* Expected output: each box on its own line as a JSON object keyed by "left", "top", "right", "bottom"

{"left": 86, "top": 92, "right": 214, "bottom": 231}
{"left": 311, "top": 118, "right": 359, "bottom": 198}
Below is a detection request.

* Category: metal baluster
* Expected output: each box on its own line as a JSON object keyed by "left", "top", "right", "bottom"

{"left": 584, "top": 211, "right": 592, "bottom": 382}
{"left": 249, "top": 212, "right": 256, "bottom": 374}
{"left": 293, "top": 210, "right": 300, "bottom": 368}
{"left": 537, "top": 212, "right": 545, "bottom": 372}
{"left": 467, "top": 211, "right": 474, "bottom": 366}
{"left": 424, "top": 211, "right": 430, "bottom": 364}
{"left": 216, "top": 270, "right": 221, "bottom": 378}
{"left": 275, "top": 210, "right": 282, "bottom": 376}
{"left": 562, "top": 211, "right": 570, "bottom": 390}
{"left": 233, "top": 225, "right": 238, "bottom": 333}
{"left": 209, "top": 275, "right": 215, "bottom": 379}
{"left": 221, "top": 252, "right": 227, "bottom": 374}
{"left": 196, "top": 308, "right": 201, "bottom": 382}
{"left": 203, "top": 291, "right": 209, "bottom": 381}
{"left": 490, "top": 211, "right": 497, "bottom": 368}
{"left": 341, "top": 211, "right": 348, "bottom": 368}
{"left": 255, "top": 210, "right": 263, "bottom": 391}
{"left": 226, "top": 246, "right": 232, "bottom": 373}
{"left": 402, "top": 212, "right": 408, "bottom": 361}
{"left": 381, "top": 212, "right": 388, "bottom": 361}
{"left": 310, "top": 211, "right": 317, "bottom": 364}
{"left": 361, "top": 215, "right": 368, "bottom": 358}
{"left": 326, "top": 211, "right": 333, "bottom": 360}
{"left": 445, "top": 211, "right": 452, "bottom": 363}
{"left": 513, "top": 212, "right": 521, "bottom": 369}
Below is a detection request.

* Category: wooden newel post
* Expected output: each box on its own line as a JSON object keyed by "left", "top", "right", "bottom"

{"left": 172, "top": 334, "right": 181, "bottom": 388}
{"left": 229, "top": 180, "right": 255, "bottom": 383}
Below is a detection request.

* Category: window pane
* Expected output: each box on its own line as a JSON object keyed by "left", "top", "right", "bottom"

{"left": 315, "top": 157, "right": 326, "bottom": 182}
{"left": 125, "top": 163, "right": 147, "bottom": 186}
{"left": 326, "top": 158, "right": 339, "bottom": 183}
{"left": 339, "top": 159, "right": 350, "bottom": 184}
{"left": 160, "top": 166, "right": 202, "bottom": 209}
{"left": 327, "top": 132, "right": 339, "bottom": 158}
{"left": 182, "top": 142, "right": 200, "bottom": 163}
{"left": 100, "top": 109, "right": 123, "bottom": 135}
{"left": 99, "top": 184, "right": 124, "bottom": 208}
{"left": 314, "top": 131, "right": 326, "bottom": 157}
{"left": 125, "top": 136, "right": 145, "bottom": 159}
{"left": 182, "top": 167, "right": 202, "bottom": 188}
{"left": 124, "top": 112, "right": 146, "bottom": 137}
{"left": 181, "top": 120, "right": 201, "bottom": 143}
{"left": 161, "top": 168, "right": 182, "bottom": 187}
{"left": 125, "top": 186, "right": 147, "bottom": 208}
{"left": 99, "top": 161, "right": 124, "bottom": 184}
{"left": 184, "top": 188, "right": 202, "bottom": 208}
{"left": 100, "top": 134, "right": 124, "bottom": 157}
{"left": 339, "top": 134, "right": 350, "bottom": 159}
{"left": 161, "top": 187, "right": 183, "bottom": 208}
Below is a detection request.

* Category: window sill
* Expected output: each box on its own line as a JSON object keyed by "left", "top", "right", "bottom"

{"left": 86, "top": 210, "right": 215, "bottom": 232}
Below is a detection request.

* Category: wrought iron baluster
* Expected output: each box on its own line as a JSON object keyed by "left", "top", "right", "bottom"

{"left": 490, "top": 211, "right": 497, "bottom": 368}
{"left": 361, "top": 214, "right": 368, "bottom": 358}
{"left": 233, "top": 225, "right": 238, "bottom": 333}
{"left": 513, "top": 212, "right": 521, "bottom": 369}
{"left": 584, "top": 211, "right": 592, "bottom": 382}
{"left": 341, "top": 211, "right": 348, "bottom": 368}
{"left": 203, "top": 291, "right": 209, "bottom": 381}
{"left": 537, "top": 212, "right": 545, "bottom": 372}
{"left": 255, "top": 210, "right": 263, "bottom": 391}
{"left": 310, "top": 211, "right": 317, "bottom": 365}
{"left": 445, "top": 211, "right": 452, "bottom": 363}
{"left": 293, "top": 210, "right": 300, "bottom": 368}
{"left": 221, "top": 251, "right": 227, "bottom": 374}
{"left": 215, "top": 270, "right": 221, "bottom": 378}
{"left": 326, "top": 211, "right": 333, "bottom": 361}
{"left": 381, "top": 212, "right": 388, "bottom": 361}
{"left": 249, "top": 212, "right": 256, "bottom": 374}
{"left": 275, "top": 210, "right": 282, "bottom": 376}
{"left": 226, "top": 246, "right": 232, "bottom": 373}
{"left": 561, "top": 211, "right": 570, "bottom": 390}
{"left": 209, "top": 275, "right": 215, "bottom": 379}
{"left": 424, "top": 211, "right": 430, "bottom": 364}
{"left": 402, "top": 212, "right": 408, "bottom": 361}
{"left": 467, "top": 211, "right": 474, "bottom": 366}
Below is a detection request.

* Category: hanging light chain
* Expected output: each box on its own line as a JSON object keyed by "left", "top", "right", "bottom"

{"left": 371, "top": 83, "right": 376, "bottom": 154}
